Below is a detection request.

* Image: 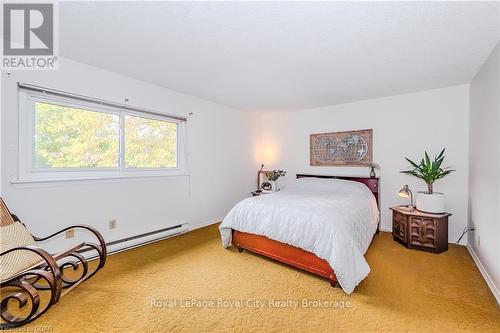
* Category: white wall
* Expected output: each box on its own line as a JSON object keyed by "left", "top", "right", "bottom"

{"left": 254, "top": 85, "right": 470, "bottom": 243}
{"left": 1, "top": 54, "right": 495, "bottom": 303}
{"left": 1, "top": 58, "right": 258, "bottom": 252}
{"left": 468, "top": 41, "right": 500, "bottom": 303}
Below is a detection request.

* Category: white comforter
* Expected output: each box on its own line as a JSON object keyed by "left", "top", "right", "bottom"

{"left": 219, "top": 178, "right": 379, "bottom": 294}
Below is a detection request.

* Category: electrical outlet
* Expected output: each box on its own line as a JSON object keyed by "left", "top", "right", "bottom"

{"left": 65, "top": 228, "right": 75, "bottom": 238}
{"left": 109, "top": 219, "right": 117, "bottom": 230}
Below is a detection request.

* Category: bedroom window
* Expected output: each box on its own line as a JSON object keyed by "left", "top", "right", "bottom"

{"left": 123, "top": 114, "right": 177, "bottom": 169}
{"left": 34, "top": 102, "right": 120, "bottom": 169}
{"left": 17, "top": 87, "right": 186, "bottom": 182}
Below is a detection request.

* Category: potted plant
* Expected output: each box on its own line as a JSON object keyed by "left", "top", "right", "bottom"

{"left": 265, "top": 169, "right": 286, "bottom": 191}
{"left": 401, "top": 148, "right": 455, "bottom": 213}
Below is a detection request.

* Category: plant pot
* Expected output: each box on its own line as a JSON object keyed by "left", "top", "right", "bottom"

{"left": 416, "top": 192, "right": 446, "bottom": 213}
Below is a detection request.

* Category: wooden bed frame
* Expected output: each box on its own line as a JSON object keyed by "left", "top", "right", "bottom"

{"left": 232, "top": 174, "right": 380, "bottom": 287}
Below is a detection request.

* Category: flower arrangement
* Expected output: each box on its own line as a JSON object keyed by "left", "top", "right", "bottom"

{"left": 266, "top": 169, "right": 286, "bottom": 181}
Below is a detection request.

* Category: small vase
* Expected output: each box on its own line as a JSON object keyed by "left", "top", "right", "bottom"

{"left": 370, "top": 167, "right": 376, "bottom": 178}
{"left": 270, "top": 180, "right": 278, "bottom": 191}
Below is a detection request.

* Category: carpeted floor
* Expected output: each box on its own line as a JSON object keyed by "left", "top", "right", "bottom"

{"left": 16, "top": 224, "right": 500, "bottom": 332}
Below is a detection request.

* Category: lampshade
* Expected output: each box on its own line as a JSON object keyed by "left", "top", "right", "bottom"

{"left": 398, "top": 185, "right": 411, "bottom": 198}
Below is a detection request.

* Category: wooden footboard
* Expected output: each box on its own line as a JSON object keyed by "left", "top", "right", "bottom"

{"left": 232, "top": 229, "right": 338, "bottom": 286}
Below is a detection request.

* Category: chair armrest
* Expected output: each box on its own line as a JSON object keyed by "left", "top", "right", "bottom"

{"left": 33, "top": 225, "right": 107, "bottom": 258}
{"left": 1, "top": 244, "right": 63, "bottom": 311}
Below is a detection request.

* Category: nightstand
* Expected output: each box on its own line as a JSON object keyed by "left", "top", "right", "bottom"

{"left": 390, "top": 206, "right": 451, "bottom": 253}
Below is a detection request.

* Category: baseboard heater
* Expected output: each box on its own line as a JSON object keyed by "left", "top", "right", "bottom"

{"left": 80, "top": 223, "right": 189, "bottom": 260}
{"left": 106, "top": 223, "right": 189, "bottom": 255}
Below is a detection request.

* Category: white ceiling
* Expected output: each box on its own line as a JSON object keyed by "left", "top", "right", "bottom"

{"left": 60, "top": 1, "right": 499, "bottom": 111}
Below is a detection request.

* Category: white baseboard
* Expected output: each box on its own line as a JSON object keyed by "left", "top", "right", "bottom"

{"left": 380, "top": 226, "right": 392, "bottom": 233}
{"left": 189, "top": 219, "right": 222, "bottom": 231}
{"left": 467, "top": 245, "right": 500, "bottom": 305}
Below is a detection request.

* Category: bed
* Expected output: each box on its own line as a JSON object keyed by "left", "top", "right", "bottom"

{"left": 219, "top": 174, "right": 380, "bottom": 294}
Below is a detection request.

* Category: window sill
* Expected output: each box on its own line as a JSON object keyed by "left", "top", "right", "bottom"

{"left": 11, "top": 173, "right": 189, "bottom": 187}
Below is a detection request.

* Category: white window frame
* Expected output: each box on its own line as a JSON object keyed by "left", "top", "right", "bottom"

{"left": 18, "top": 91, "right": 187, "bottom": 183}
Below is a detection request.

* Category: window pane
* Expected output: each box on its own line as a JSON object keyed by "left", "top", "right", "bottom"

{"left": 34, "top": 102, "right": 119, "bottom": 168}
{"left": 124, "top": 115, "right": 177, "bottom": 168}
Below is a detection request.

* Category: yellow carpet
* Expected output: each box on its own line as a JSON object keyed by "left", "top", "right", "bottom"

{"left": 15, "top": 224, "right": 500, "bottom": 332}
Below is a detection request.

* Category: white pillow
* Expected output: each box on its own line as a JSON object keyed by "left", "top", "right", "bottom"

{"left": 285, "top": 177, "right": 367, "bottom": 193}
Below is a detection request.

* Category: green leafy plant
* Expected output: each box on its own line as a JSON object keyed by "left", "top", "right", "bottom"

{"left": 266, "top": 169, "right": 286, "bottom": 181}
{"left": 400, "top": 148, "right": 455, "bottom": 194}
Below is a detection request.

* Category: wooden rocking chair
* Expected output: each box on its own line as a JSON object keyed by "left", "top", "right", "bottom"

{"left": 0, "top": 198, "right": 107, "bottom": 328}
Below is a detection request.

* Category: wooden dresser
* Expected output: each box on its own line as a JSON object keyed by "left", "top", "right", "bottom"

{"left": 390, "top": 206, "right": 451, "bottom": 254}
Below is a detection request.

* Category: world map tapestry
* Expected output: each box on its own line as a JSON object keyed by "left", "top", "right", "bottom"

{"left": 310, "top": 129, "right": 373, "bottom": 166}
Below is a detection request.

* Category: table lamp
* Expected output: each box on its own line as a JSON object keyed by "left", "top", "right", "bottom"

{"left": 256, "top": 164, "right": 264, "bottom": 193}
{"left": 398, "top": 184, "right": 414, "bottom": 210}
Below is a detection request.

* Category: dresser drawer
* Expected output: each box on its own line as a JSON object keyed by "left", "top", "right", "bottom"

{"left": 409, "top": 216, "right": 437, "bottom": 249}
{"left": 392, "top": 211, "right": 407, "bottom": 243}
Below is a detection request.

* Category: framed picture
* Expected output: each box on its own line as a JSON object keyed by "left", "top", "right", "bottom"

{"left": 310, "top": 129, "right": 373, "bottom": 166}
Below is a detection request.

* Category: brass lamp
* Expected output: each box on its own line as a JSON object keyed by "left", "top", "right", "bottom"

{"left": 398, "top": 184, "right": 414, "bottom": 208}
{"left": 256, "top": 164, "right": 264, "bottom": 193}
